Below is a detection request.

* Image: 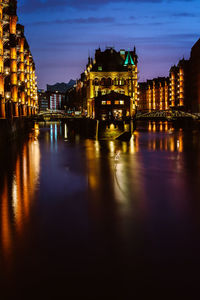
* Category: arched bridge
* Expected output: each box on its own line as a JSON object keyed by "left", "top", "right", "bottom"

{"left": 136, "top": 110, "right": 200, "bottom": 120}
{"left": 34, "top": 110, "right": 67, "bottom": 121}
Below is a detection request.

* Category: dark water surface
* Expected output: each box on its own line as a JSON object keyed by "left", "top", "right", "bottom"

{"left": 1, "top": 121, "right": 200, "bottom": 298}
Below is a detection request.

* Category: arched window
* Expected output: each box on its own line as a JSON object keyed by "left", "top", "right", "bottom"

{"left": 114, "top": 78, "right": 119, "bottom": 86}
{"left": 119, "top": 78, "right": 125, "bottom": 86}
{"left": 94, "top": 78, "right": 99, "bottom": 86}
{"left": 106, "top": 78, "right": 112, "bottom": 87}
{"left": 101, "top": 78, "right": 106, "bottom": 86}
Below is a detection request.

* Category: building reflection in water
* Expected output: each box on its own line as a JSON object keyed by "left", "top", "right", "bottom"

{"left": 49, "top": 122, "right": 59, "bottom": 152}
{"left": 0, "top": 124, "right": 40, "bottom": 261}
{"left": 85, "top": 121, "right": 186, "bottom": 224}
{"left": 85, "top": 133, "right": 146, "bottom": 214}
{"left": 147, "top": 121, "right": 183, "bottom": 153}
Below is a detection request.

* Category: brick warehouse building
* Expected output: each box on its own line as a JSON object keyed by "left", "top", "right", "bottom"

{"left": 78, "top": 47, "right": 138, "bottom": 119}
{"left": 0, "top": 0, "right": 37, "bottom": 118}
{"left": 138, "top": 77, "right": 169, "bottom": 112}
{"left": 190, "top": 39, "right": 200, "bottom": 112}
{"left": 138, "top": 39, "right": 200, "bottom": 113}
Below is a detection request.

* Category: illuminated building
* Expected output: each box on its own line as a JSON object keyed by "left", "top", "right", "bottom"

{"left": 169, "top": 59, "right": 190, "bottom": 110}
{"left": 138, "top": 77, "right": 169, "bottom": 112}
{"left": 95, "top": 91, "right": 132, "bottom": 120}
{"left": 138, "top": 38, "right": 200, "bottom": 113}
{"left": 46, "top": 91, "right": 65, "bottom": 111}
{"left": 38, "top": 89, "right": 48, "bottom": 112}
{"left": 0, "top": 0, "right": 38, "bottom": 118}
{"left": 82, "top": 47, "right": 138, "bottom": 119}
{"left": 190, "top": 39, "right": 200, "bottom": 112}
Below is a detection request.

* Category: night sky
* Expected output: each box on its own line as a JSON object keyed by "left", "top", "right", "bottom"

{"left": 18, "top": 0, "right": 200, "bottom": 89}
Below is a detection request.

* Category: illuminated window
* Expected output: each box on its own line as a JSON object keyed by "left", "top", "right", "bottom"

{"left": 115, "top": 101, "right": 119, "bottom": 105}
{"left": 119, "top": 78, "right": 125, "bottom": 86}
{"left": 114, "top": 78, "right": 119, "bottom": 86}
{"left": 120, "top": 101, "right": 124, "bottom": 105}
{"left": 107, "top": 101, "right": 111, "bottom": 105}
{"left": 102, "top": 101, "right": 106, "bottom": 105}
{"left": 98, "top": 66, "right": 102, "bottom": 71}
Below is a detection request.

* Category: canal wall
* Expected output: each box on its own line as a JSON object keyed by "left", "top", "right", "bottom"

{"left": 65, "top": 118, "right": 135, "bottom": 140}
{"left": 66, "top": 118, "right": 98, "bottom": 139}
{"left": 0, "top": 118, "right": 34, "bottom": 144}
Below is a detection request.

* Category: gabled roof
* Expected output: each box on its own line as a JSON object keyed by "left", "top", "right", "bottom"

{"left": 124, "top": 51, "right": 135, "bottom": 66}
{"left": 90, "top": 47, "right": 137, "bottom": 72}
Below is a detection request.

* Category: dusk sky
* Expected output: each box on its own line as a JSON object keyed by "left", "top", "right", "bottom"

{"left": 18, "top": 0, "right": 200, "bottom": 89}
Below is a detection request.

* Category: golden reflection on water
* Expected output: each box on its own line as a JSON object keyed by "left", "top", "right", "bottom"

{"left": 85, "top": 134, "right": 145, "bottom": 207}
{"left": 0, "top": 125, "right": 40, "bottom": 260}
{"left": 147, "top": 122, "right": 183, "bottom": 152}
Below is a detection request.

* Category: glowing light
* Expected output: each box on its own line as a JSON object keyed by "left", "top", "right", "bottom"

{"left": 110, "top": 124, "right": 115, "bottom": 130}
{"left": 109, "top": 141, "right": 115, "bottom": 154}
{"left": 64, "top": 124, "right": 68, "bottom": 140}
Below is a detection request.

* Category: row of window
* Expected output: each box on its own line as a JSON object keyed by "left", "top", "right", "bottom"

{"left": 93, "top": 78, "right": 126, "bottom": 86}
{"left": 95, "top": 90, "right": 125, "bottom": 97}
{"left": 101, "top": 100, "right": 124, "bottom": 105}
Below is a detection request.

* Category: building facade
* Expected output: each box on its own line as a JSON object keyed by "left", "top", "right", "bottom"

{"left": 82, "top": 47, "right": 138, "bottom": 118}
{"left": 95, "top": 91, "right": 131, "bottom": 120}
{"left": 138, "top": 39, "right": 200, "bottom": 113}
{"left": 190, "top": 39, "right": 200, "bottom": 112}
{"left": 0, "top": 0, "right": 37, "bottom": 118}
{"left": 38, "top": 89, "right": 48, "bottom": 112}
{"left": 46, "top": 91, "right": 65, "bottom": 111}
{"left": 169, "top": 59, "right": 190, "bottom": 110}
{"left": 138, "top": 77, "right": 170, "bottom": 112}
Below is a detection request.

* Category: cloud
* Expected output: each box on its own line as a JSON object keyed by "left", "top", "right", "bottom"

{"left": 29, "top": 17, "right": 115, "bottom": 26}
{"left": 172, "top": 12, "right": 196, "bottom": 17}
{"left": 19, "top": 0, "right": 195, "bottom": 13}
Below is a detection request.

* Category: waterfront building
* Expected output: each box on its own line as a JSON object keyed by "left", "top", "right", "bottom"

{"left": 0, "top": 0, "right": 37, "bottom": 118}
{"left": 169, "top": 59, "right": 190, "bottom": 110}
{"left": 190, "top": 39, "right": 200, "bottom": 112}
{"left": 95, "top": 91, "right": 131, "bottom": 120}
{"left": 138, "top": 77, "right": 169, "bottom": 112}
{"left": 82, "top": 47, "right": 138, "bottom": 119}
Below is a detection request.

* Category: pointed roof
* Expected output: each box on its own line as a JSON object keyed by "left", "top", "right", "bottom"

{"left": 124, "top": 51, "right": 135, "bottom": 66}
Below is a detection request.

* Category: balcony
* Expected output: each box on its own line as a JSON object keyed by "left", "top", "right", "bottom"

{"left": 5, "top": 91, "right": 11, "bottom": 100}
{"left": 4, "top": 67, "right": 10, "bottom": 75}
{"left": 2, "top": 14, "right": 9, "bottom": 25}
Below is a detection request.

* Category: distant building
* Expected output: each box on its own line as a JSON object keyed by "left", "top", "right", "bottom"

{"left": 46, "top": 91, "right": 65, "bottom": 111}
{"left": 38, "top": 89, "right": 48, "bottom": 112}
{"left": 47, "top": 80, "right": 76, "bottom": 93}
{"left": 81, "top": 47, "right": 138, "bottom": 119}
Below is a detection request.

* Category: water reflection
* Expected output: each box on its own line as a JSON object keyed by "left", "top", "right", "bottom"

{"left": 0, "top": 126, "right": 40, "bottom": 260}
{"left": 144, "top": 121, "right": 184, "bottom": 152}
{"left": 1, "top": 121, "right": 200, "bottom": 297}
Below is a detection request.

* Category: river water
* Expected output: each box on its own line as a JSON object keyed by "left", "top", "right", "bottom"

{"left": 1, "top": 121, "right": 200, "bottom": 298}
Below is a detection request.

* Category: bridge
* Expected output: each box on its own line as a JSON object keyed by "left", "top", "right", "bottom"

{"left": 136, "top": 110, "right": 200, "bottom": 120}
{"left": 34, "top": 110, "right": 72, "bottom": 121}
